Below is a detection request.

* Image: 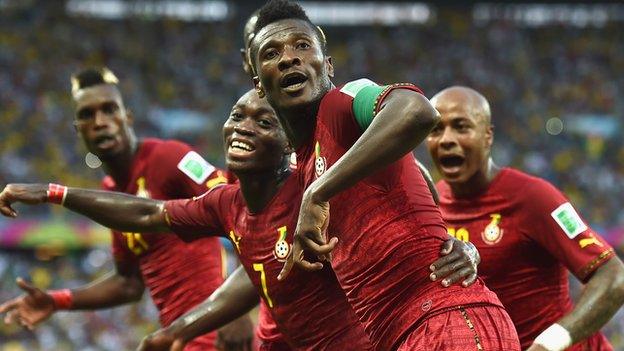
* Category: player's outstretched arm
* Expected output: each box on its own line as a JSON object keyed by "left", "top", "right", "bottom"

{"left": 0, "top": 183, "right": 169, "bottom": 233}
{"left": 528, "top": 256, "right": 624, "bottom": 351}
{"left": 279, "top": 90, "right": 439, "bottom": 279}
{"left": 137, "top": 266, "right": 258, "bottom": 351}
{"left": 0, "top": 260, "right": 145, "bottom": 330}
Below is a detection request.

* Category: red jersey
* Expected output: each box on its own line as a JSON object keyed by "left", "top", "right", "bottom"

{"left": 437, "top": 167, "right": 615, "bottom": 350}
{"left": 295, "top": 82, "right": 503, "bottom": 351}
{"left": 103, "top": 138, "right": 225, "bottom": 338}
{"left": 165, "top": 174, "right": 373, "bottom": 351}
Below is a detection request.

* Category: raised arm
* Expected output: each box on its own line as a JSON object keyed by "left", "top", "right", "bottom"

{"left": 0, "top": 183, "right": 169, "bottom": 233}
{"left": 279, "top": 88, "right": 440, "bottom": 279}
{"left": 310, "top": 89, "right": 439, "bottom": 202}
{"left": 137, "top": 266, "right": 258, "bottom": 351}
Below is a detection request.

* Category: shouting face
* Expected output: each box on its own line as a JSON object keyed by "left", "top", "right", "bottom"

{"left": 251, "top": 19, "right": 333, "bottom": 112}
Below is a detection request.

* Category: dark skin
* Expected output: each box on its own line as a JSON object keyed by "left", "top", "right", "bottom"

{"left": 427, "top": 86, "right": 624, "bottom": 351}
{"left": 248, "top": 19, "right": 442, "bottom": 279}
{"left": 0, "top": 90, "right": 480, "bottom": 350}
{"left": 0, "top": 83, "right": 252, "bottom": 349}
{"left": 137, "top": 266, "right": 258, "bottom": 351}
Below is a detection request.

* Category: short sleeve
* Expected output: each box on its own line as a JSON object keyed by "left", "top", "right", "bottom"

{"left": 522, "top": 179, "right": 615, "bottom": 282}
{"left": 156, "top": 140, "right": 226, "bottom": 198}
{"left": 164, "top": 187, "right": 227, "bottom": 242}
{"left": 344, "top": 79, "right": 424, "bottom": 131}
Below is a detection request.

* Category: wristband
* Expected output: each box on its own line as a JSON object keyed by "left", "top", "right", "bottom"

{"left": 533, "top": 323, "right": 572, "bottom": 351}
{"left": 47, "top": 183, "right": 68, "bottom": 205}
{"left": 48, "top": 289, "right": 73, "bottom": 310}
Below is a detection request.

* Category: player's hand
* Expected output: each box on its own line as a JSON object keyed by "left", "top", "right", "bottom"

{"left": 0, "top": 183, "right": 48, "bottom": 218}
{"left": 0, "top": 278, "right": 56, "bottom": 329}
{"left": 136, "top": 328, "right": 186, "bottom": 351}
{"left": 525, "top": 344, "right": 548, "bottom": 351}
{"left": 429, "top": 238, "right": 480, "bottom": 287}
{"left": 278, "top": 187, "right": 338, "bottom": 281}
{"left": 216, "top": 315, "right": 254, "bottom": 351}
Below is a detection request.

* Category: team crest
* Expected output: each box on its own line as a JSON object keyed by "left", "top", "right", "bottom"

{"left": 314, "top": 142, "right": 326, "bottom": 178}
{"left": 273, "top": 226, "right": 291, "bottom": 262}
{"left": 482, "top": 214, "right": 504, "bottom": 245}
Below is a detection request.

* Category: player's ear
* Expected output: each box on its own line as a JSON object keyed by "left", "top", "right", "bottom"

{"left": 125, "top": 109, "right": 135, "bottom": 126}
{"left": 253, "top": 77, "right": 266, "bottom": 98}
{"left": 325, "top": 56, "right": 334, "bottom": 78}
{"left": 240, "top": 48, "right": 252, "bottom": 76}
{"left": 485, "top": 124, "right": 494, "bottom": 148}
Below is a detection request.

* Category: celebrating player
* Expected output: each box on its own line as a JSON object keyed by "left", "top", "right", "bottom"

{"left": 0, "top": 68, "right": 252, "bottom": 351}
{"left": 427, "top": 85, "right": 624, "bottom": 351}
{"left": 0, "top": 88, "right": 482, "bottom": 351}
{"left": 246, "top": 0, "right": 518, "bottom": 350}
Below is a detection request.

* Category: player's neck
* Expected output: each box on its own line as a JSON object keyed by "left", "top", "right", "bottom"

{"left": 238, "top": 169, "right": 290, "bottom": 214}
{"left": 102, "top": 136, "right": 139, "bottom": 188}
{"left": 450, "top": 159, "right": 500, "bottom": 199}
{"left": 274, "top": 89, "right": 330, "bottom": 149}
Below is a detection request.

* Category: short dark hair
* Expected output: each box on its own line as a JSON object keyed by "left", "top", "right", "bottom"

{"left": 250, "top": 0, "right": 327, "bottom": 69}
{"left": 71, "top": 67, "right": 119, "bottom": 94}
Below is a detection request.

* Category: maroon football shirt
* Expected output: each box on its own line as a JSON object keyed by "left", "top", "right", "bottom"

{"left": 295, "top": 84, "right": 503, "bottom": 351}
{"left": 165, "top": 174, "right": 373, "bottom": 351}
{"left": 438, "top": 167, "right": 615, "bottom": 350}
{"left": 103, "top": 138, "right": 225, "bottom": 349}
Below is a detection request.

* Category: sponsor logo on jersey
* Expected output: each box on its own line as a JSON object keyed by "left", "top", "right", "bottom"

{"left": 551, "top": 202, "right": 588, "bottom": 239}
{"left": 339, "top": 78, "right": 378, "bottom": 97}
{"left": 177, "top": 151, "right": 216, "bottom": 184}
{"left": 314, "top": 142, "right": 326, "bottom": 178}
{"left": 579, "top": 232, "right": 604, "bottom": 249}
{"left": 273, "top": 226, "right": 291, "bottom": 262}
{"left": 482, "top": 213, "right": 503, "bottom": 245}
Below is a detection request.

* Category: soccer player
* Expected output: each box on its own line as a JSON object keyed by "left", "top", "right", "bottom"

{"left": 0, "top": 68, "right": 252, "bottom": 351}
{"left": 427, "top": 85, "right": 624, "bottom": 351}
{"left": 0, "top": 89, "right": 374, "bottom": 351}
{"left": 0, "top": 90, "right": 481, "bottom": 351}
{"left": 246, "top": 1, "right": 518, "bottom": 350}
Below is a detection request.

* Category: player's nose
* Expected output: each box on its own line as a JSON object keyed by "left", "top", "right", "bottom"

{"left": 233, "top": 117, "right": 256, "bottom": 136}
{"left": 278, "top": 46, "right": 301, "bottom": 71}
{"left": 438, "top": 127, "right": 458, "bottom": 149}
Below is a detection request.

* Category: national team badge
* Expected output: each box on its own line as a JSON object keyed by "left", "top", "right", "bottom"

{"left": 273, "top": 226, "right": 291, "bottom": 262}
{"left": 482, "top": 213, "right": 504, "bottom": 245}
{"left": 314, "top": 142, "right": 326, "bottom": 178}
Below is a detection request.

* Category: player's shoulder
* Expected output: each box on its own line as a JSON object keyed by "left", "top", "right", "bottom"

{"left": 500, "top": 168, "right": 563, "bottom": 204}
{"left": 337, "top": 78, "right": 379, "bottom": 98}
{"left": 150, "top": 138, "right": 193, "bottom": 156}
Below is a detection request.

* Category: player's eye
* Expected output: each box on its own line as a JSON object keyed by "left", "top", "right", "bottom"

{"left": 296, "top": 41, "right": 311, "bottom": 50}
{"left": 230, "top": 112, "right": 243, "bottom": 121}
{"left": 102, "top": 103, "right": 118, "bottom": 115}
{"left": 257, "top": 119, "right": 272, "bottom": 128}
{"left": 429, "top": 125, "right": 442, "bottom": 136}
{"left": 263, "top": 49, "right": 278, "bottom": 60}
{"left": 77, "top": 109, "right": 95, "bottom": 120}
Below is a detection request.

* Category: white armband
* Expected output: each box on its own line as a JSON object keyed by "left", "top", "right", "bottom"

{"left": 533, "top": 323, "right": 572, "bottom": 351}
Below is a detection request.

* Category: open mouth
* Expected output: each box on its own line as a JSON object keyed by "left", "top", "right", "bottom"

{"left": 439, "top": 155, "right": 465, "bottom": 169}
{"left": 93, "top": 135, "right": 117, "bottom": 150}
{"left": 229, "top": 140, "right": 256, "bottom": 154}
{"left": 280, "top": 72, "right": 308, "bottom": 92}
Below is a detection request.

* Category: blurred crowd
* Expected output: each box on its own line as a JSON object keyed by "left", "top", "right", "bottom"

{"left": 0, "top": 2, "right": 623, "bottom": 350}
